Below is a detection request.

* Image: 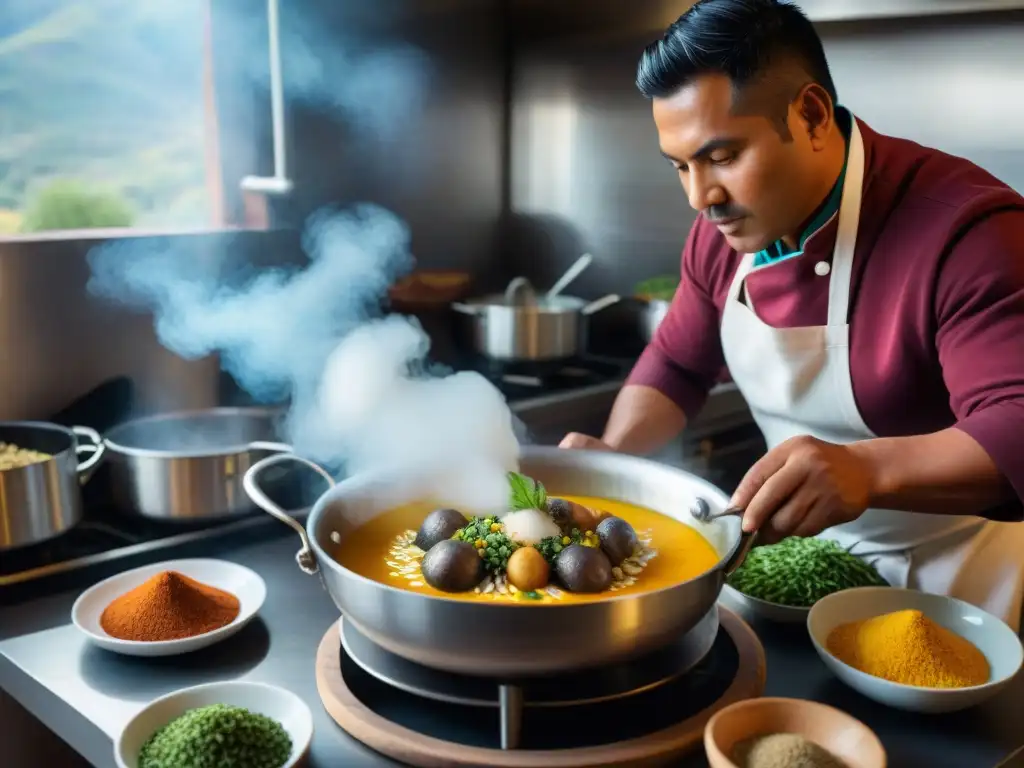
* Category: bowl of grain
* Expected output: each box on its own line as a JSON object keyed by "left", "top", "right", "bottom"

{"left": 704, "top": 697, "right": 886, "bottom": 768}
{"left": 808, "top": 587, "right": 1024, "bottom": 714}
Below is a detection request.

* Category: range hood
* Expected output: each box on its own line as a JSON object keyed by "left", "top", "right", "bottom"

{"left": 799, "top": 0, "right": 1024, "bottom": 22}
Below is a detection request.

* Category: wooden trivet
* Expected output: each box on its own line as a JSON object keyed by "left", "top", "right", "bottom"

{"left": 315, "top": 606, "right": 766, "bottom": 767}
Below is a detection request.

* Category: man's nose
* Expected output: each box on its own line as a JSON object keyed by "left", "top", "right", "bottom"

{"left": 686, "top": 169, "right": 727, "bottom": 211}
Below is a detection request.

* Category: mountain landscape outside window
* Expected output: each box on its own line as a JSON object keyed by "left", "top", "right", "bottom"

{"left": 0, "top": 0, "right": 229, "bottom": 238}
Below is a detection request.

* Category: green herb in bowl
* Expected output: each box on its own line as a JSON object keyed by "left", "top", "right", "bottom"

{"left": 138, "top": 703, "right": 292, "bottom": 768}
{"left": 727, "top": 537, "right": 888, "bottom": 609}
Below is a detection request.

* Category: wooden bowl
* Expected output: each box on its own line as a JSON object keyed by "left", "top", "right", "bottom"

{"left": 388, "top": 270, "right": 472, "bottom": 310}
{"left": 704, "top": 697, "right": 886, "bottom": 768}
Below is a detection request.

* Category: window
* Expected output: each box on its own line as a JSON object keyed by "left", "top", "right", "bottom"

{"left": 0, "top": 0, "right": 243, "bottom": 237}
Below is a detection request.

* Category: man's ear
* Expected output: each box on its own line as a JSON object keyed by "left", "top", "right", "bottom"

{"left": 795, "top": 83, "right": 835, "bottom": 150}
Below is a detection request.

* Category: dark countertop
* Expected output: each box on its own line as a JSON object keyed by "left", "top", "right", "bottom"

{"left": 2, "top": 528, "right": 1023, "bottom": 768}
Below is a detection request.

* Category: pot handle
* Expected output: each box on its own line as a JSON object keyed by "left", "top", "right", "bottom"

{"left": 247, "top": 441, "right": 294, "bottom": 453}
{"left": 71, "top": 426, "right": 106, "bottom": 484}
{"left": 242, "top": 452, "right": 336, "bottom": 576}
{"left": 451, "top": 302, "right": 482, "bottom": 315}
{"left": 722, "top": 530, "right": 758, "bottom": 577}
{"left": 581, "top": 293, "right": 621, "bottom": 316}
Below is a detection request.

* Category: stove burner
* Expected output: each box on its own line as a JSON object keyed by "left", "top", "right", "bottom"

{"left": 452, "top": 354, "right": 632, "bottom": 402}
{"left": 329, "top": 607, "right": 751, "bottom": 756}
{"left": 341, "top": 607, "right": 719, "bottom": 709}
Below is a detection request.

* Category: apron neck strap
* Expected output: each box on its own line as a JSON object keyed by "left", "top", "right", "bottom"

{"left": 826, "top": 118, "right": 866, "bottom": 327}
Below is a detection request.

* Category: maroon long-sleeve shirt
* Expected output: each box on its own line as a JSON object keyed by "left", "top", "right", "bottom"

{"left": 628, "top": 118, "right": 1024, "bottom": 509}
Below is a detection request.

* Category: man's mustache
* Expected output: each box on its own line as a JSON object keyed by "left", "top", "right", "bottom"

{"left": 704, "top": 204, "right": 747, "bottom": 223}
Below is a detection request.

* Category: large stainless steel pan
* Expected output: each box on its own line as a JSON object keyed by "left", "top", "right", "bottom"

{"left": 640, "top": 298, "right": 671, "bottom": 343}
{"left": 104, "top": 407, "right": 292, "bottom": 521}
{"left": 243, "top": 446, "right": 754, "bottom": 677}
{"left": 0, "top": 421, "right": 105, "bottom": 549}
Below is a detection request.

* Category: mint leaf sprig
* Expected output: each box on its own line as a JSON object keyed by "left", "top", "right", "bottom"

{"left": 507, "top": 471, "right": 548, "bottom": 511}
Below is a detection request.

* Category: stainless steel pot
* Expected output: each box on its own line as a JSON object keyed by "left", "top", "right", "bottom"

{"left": 640, "top": 299, "right": 671, "bottom": 343}
{"left": 0, "top": 422, "right": 105, "bottom": 550}
{"left": 453, "top": 279, "right": 621, "bottom": 362}
{"left": 104, "top": 407, "right": 292, "bottom": 521}
{"left": 242, "top": 446, "right": 754, "bottom": 677}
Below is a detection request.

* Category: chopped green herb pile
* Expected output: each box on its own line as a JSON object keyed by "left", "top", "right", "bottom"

{"left": 453, "top": 515, "right": 519, "bottom": 573}
{"left": 508, "top": 471, "right": 547, "bottom": 511}
{"left": 536, "top": 528, "right": 598, "bottom": 567}
{"left": 633, "top": 275, "right": 679, "bottom": 301}
{"left": 727, "top": 537, "right": 888, "bottom": 608}
{"left": 138, "top": 703, "right": 292, "bottom": 768}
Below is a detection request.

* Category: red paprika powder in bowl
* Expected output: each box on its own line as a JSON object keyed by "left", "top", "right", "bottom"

{"left": 99, "top": 570, "right": 241, "bottom": 642}
{"left": 72, "top": 558, "right": 266, "bottom": 657}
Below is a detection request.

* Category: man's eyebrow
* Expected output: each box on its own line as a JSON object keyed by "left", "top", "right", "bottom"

{"left": 660, "top": 137, "right": 744, "bottom": 164}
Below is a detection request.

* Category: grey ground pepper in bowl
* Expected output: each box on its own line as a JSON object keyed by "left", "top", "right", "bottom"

{"left": 732, "top": 732, "right": 849, "bottom": 768}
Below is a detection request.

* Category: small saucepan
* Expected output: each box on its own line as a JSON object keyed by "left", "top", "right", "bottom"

{"left": 103, "top": 407, "right": 294, "bottom": 522}
{"left": 0, "top": 421, "right": 106, "bottom": 550}
{"left": 453, "top": 277, "right": 621, "bottom": 363}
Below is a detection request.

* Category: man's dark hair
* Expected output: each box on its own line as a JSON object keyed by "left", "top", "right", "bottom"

{"left": 637, "top": 0, "right": 837, "bottom": 113}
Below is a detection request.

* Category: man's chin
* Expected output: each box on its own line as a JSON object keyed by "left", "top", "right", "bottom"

{"left": 721, "top": 231, "right": 771, "bottom": 254}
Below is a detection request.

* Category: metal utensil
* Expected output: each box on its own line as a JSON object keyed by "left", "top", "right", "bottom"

{"left": 546, "top": 253, "right": 594, "bottom": 300}
{"left": 0, "top": 421, "right": 106, "bottom": 550}
{"left": 691, "top": 497, "right": 743, "bottom": 523}
{"left": 503, "top": 276, "right": 537, "bottom": 305}
{"left": 243, "top": 446, "right": 752, "bottom": 677}
{"left": 103, "top": 407, "right": 294, "bottom": 522}
{"left": 691, "top": 497, "right": 758, "bottom": 577}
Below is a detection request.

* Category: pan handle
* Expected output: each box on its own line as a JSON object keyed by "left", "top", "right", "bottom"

{"left": 451, "top": 302, "right": 483, "bottom": 315}
{"left": 722, "top": 530, "right": 758, "bottom": 577}
{"left": 71, "top": 426, "right": 106, "bottom": 485}
{"left": 581, "top": 293, "right": 621, "bottom": 316}
{"left": 243, "top": 452, "right": 336, "bottom": 575}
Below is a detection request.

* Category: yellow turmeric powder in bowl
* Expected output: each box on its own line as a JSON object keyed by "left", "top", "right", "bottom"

{"left": 826, "top": 608, "right": 990, "bottom": 689}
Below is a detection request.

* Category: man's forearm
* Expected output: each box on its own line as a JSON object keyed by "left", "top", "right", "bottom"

{"left": 600, "top": 385, "right": 688, "bottom": 456}
{"left": 848, "top": 427, "right": 1015, "bottom": 515}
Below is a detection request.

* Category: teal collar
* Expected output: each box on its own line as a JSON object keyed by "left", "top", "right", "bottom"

{"left": 753, "top": 106, "right": 853, "bottom": 267}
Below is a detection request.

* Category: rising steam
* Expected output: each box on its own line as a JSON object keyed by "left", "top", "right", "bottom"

{"left": 84, "top": 4, "right": 522, "bottom": 514}
{"left": 86, "top": 204, "right": 521, "bottom": 514}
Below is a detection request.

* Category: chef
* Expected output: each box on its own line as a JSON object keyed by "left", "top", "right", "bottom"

{"left": 561, "top": 0, "right": 1024, "bottom": 630}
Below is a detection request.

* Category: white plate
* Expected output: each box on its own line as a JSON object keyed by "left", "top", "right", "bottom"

{"left": 808, "top": 587, "right": 1024, "bottom": 713}
{"left": 72, "top": 558, "right": 266, "bottom": 657}
{"left": 114, "top": 681, "right": 313, "bottom": 768}
{"left": 719, "top": 583, "right": 811, "bottom": 624}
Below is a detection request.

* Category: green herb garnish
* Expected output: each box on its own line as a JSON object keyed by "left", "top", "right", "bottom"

{"left": 535, "top": 527, "right": 596, "bottom": 567}
{"left": 138, "top": 703, "right": 291, "bottom": 768}
{"left": 453, "top": 515, "right": 519, "bottom": 573}
{"left": 508, "top": 471, "right": 547, "bottom": 511}
{"left": 727, "top": 537, "right": 889, "bottom": 608}
{"left": 633, "top": 274, "right": 679, "bottom": 302}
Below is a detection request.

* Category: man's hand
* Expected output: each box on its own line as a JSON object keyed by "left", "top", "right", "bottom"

{"left": 731, "top": 435, "right": 874, "bottom": 543}
{"left": 559, "top": 432, "right": 616, "bottom": 451}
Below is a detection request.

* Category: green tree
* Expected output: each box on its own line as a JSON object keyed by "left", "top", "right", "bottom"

{"left": 19, "top": 178, "right": 134, "bottom": 232}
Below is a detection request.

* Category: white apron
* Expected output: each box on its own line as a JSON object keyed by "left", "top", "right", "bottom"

{"left": 720, "top": 120, "right": 1024, "bottom": 631}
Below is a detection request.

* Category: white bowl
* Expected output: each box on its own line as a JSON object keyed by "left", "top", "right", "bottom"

{"left": 719, "top": 583, "right": 811, "bottom": 624}
{"left": 807, "top": 587, "right": 1024, "bottom": 713}
{"left": 72, "top": 558, "right": 266, "bottom": 657}
{"left": 114, "top": 681, "right": 313, "bottom": 768}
